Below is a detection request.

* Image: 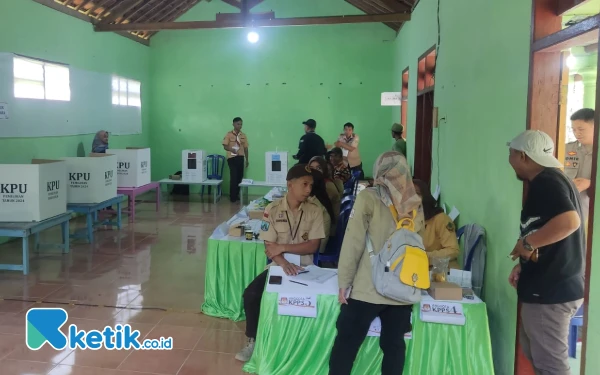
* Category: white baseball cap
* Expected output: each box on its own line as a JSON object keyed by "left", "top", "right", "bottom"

{"left": 507, "top": 130, "right": 562, "bottom": 168}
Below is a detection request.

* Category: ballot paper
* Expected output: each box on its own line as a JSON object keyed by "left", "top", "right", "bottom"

{"left": 449, "top": 206, "right": 460, "bottom": 221}
{"left": 447, "top": 269, "right": 472, "bottom": 288}
{"left": 284, "top": 254, "right": 301, "bottom": 265}
{"left": 433, "top": 184, "right": 441, "bottom": 201}
{"left": 289, "top": 265, "right": 337, "bottom": 284}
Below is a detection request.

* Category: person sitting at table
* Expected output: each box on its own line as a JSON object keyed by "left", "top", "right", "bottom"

{"left": 330, "top": 151, "right": 423, "bottom": 375}
{"left": 309, "top": 156, "right": 342, "bottom": 215}
{"left": 308, "top": 169, "right": 336, "bottom": 253}
{"left": 329, "top": 147, "right": 352, "bottom": 184}
{"left": 413, "top": 179, "right": 460, "bottom": 269}
{"left": 235, "top": 164, "right": 326, "bottom": 362}
{"left": 91, "top": 130, "right": 109, "bottom": 153}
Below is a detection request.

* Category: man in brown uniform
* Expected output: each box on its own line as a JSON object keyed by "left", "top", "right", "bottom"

{"left": 565, "top": 108, "right": 594, "bottom": 224}
{"left": 329, "top": 123, "right": 363, "bottom": 179}
{"left": 222, "top": 117, "right": 249, "bottom": 202}
{"left": 235, "top": 164, "right": 325, "bottom": 362}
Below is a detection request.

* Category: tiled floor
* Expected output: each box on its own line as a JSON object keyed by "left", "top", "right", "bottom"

{"left": 0, "top": 195, "right": 252, "bottom": 375}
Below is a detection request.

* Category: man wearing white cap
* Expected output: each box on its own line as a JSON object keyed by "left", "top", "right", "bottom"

{"left": 507, "top": 130, "right": 585, "bottom": 375}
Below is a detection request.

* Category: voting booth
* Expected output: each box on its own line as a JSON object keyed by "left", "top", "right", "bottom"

{"left": 182, "top": 150, "right": 207, "bottom": 183}
{"left": 265, "top": 152, "right": 288, "bottom": 185}
{"left": 0, "top": 159, "right": 67, "bottom": 222}
{"left": 109, "top": 148, "right": 151, "bottom": 188}
{"left": 62, "top": 154, "right": 117, "bottom": 204}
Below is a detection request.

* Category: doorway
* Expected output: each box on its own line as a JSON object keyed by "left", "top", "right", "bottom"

{"left": 413, "top": 47, "right": 437, "bottom": 185}
{"left": 516, "top": 2, "right": 600, "bottom": 374}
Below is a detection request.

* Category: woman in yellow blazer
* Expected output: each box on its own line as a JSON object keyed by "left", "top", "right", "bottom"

{"left": 413, "top": 179, "right": 460, "bottom": 269}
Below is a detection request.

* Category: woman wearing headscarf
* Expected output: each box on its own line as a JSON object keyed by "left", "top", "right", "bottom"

{"left": 413, "top": 179, "right": 460, "bottom": 269}
{"left": 329, "top": 151, "right": 424, "bottom": 375}
{"left": 309, "top": 156, "right": 341, "bottom": 225}
{"left": 92, "top": 130, "right": 109, "bottom": 153}
{"left": 307, "top": 169, "right": 336, "bottom": 253}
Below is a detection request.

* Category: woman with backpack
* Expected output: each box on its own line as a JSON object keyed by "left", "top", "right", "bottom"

{"left": 329, "top": 151, "right": 425, "bottom": 375}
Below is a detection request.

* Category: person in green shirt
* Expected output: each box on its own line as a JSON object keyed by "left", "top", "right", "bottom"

{"left": 391, "top": 123, "right": 406, "bottom": 156}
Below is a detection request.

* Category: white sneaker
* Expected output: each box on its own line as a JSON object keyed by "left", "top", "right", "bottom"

{"left": 235, "top": 338, "right": 255, "bottom": 362}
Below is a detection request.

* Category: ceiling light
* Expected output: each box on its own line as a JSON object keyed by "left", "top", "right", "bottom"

{"left": 247, "top": 31, "right": 259, "bottom": 44}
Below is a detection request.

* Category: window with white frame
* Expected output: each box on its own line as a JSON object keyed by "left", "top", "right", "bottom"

{"left": 13, "top": 56, "right": 71, "bottom": 101}
{"left": 112, "top": 76, "right": 141, "bottom": 107}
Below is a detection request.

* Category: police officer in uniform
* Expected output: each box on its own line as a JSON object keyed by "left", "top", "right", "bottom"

{"left": 565, "top": 108, "right": 595, "bottom": 223}
{"left": 222, "top": 117, "right": 249, "bottom": 202}
{"left": 235, "top": 164, "right": 325, "bottom": 362}
{"left": 293, "top": 119, "right": 327, "bottom": 164}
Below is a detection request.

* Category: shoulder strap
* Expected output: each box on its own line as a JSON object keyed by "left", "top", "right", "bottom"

{"left": 368, "top": 206, "right": 416, "bottom": 258}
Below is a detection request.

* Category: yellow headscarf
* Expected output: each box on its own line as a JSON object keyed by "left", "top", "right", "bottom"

{"left": 372, "top": 151, "right": 424, "bottom": 233}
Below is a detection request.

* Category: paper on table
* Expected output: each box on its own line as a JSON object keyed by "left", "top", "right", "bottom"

{"left": 448, "top": 206, "right": 460, "bottom": 221}
{"left": 241, "top": 179, "right": 254, "bottom": 185}
{"left": 433, "top": 185, "right": 441, "bottom": 201}
{"left": 289, "top": 265, "right": 337, "bottom": 284}
{"left": 447, "top": 269, "right": 472, "bottom": 288}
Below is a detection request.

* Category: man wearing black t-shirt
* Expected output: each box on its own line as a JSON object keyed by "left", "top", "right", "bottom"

{"left": 507, "top": 130, "right": 585, "bottom": 375}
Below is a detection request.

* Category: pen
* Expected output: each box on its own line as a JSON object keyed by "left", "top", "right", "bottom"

{"left": 297, "top": 270, "right": 309, "bottom": 275}
{"left": 289, "top": 280, "right": 308, "bottom": 286}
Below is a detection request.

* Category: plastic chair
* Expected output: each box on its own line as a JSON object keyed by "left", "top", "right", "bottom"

{"left": 319, "top": 205, "right": 353, "bottom": 266}
{"left": 457, "top": 225, "right": 484, "bottom": 271}
{"left": 568, "top": 305, "right": 584, "bottom": 358}
{"left": 201, "top": 154, "right": 225, "bottom": 197}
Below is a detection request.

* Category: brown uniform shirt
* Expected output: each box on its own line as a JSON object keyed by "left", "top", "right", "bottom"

{"left": 222, "top": 130, "right": 249, "bottom": 159}
{"left": 259, "top": 195, "right": 325, "bottom": 266}
{"left": 564, "top": 141, "right": 592, "bottom": 220}
{"left": 422, "top": 213, "right": 460, "bottom": 269}
{"left": 338, "top": 188, "right": 424, "bottom": 305}
{"left": 337, "top": 134, "right": 361, "bottom": 168}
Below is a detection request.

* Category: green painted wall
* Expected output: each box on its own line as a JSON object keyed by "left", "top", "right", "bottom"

{"left": 148, "top": 0, "right": 395, "bottom": 191}
{"left": 0, "top": 0, "right": 151, "bottom": 163}
{"left": 0, "top": 0, "right": 150, "bottom": 244}
{"left": 392, "top": 0, "right": 532, "bottom": 374}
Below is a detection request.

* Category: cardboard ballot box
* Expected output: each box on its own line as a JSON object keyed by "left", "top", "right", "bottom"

{"left": 0, "top": 159, "right": 67, "bottom": 222}
{"left": 182, "top": 150, "right": 207, "bottom": 183}
{"left": 428, "top": 282, "right": 463, "bottom": 301}
{"left": 265, "top": 152, "right": 288, "bottom": 185}
{"left": 109, "top": 148, "right": 151, "bottom": 188}
{"left": 62, "top": 154, "right": 117, "bottom": 204}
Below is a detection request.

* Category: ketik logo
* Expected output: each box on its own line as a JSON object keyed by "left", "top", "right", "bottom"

{"left": 69, "top": 173, "right": 90, "bottom": 181}
{"left": 140, "top": 161, "right": 148, "bottom": 168}
{"left": 47, "top": 181, "right": 60, "bottom": 192}
{"left": 0, "top": 184, "right": 27, "bottom": 194}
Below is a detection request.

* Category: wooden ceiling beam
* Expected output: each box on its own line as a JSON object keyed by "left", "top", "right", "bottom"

{"left": 144, "top": 0, "right": 200, "bottom": 38}
{"left": 30, "top": 0, "right": 149, "bottom": 46}
{"left": 94, "top": 12, "right": 411, "bottom": 31}
{"left": 345, "top": 0, "right": 401, "bottom": 30}
{"left": 84, "top": 0, "right": 112, "bottom": 17}
{"left": 99, "top": 0, "right": 145, "bottom": 23}
{"left": 126, "top": 0, "right": 165, "bottom": 22}
{"left": 135, "top": 0, "right": 193, "bottom": 37}
{"left": 74, "top": 0, "right": 92, "bottom": 11}
{"left": 221, "top": 0, "right": 263, "bottom": 9}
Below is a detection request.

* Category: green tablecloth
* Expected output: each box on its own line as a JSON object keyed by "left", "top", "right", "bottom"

{"left": 244, "top": 292, "right": 495, "bottom": 375}
{"left": 201, "top": 238, "right": 267, "bottom": 321}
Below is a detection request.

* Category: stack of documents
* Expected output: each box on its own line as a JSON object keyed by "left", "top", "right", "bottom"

{"left": 289, "top": 265, "right": 337, "bottom": 284}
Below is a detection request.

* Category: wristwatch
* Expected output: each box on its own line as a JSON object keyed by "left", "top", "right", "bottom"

{"left": 522, "top": 236, "right": 536, "bottom": 252}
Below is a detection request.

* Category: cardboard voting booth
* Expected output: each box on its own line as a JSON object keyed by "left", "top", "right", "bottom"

{"left": 0, "top": 159, "right": 67, "bottom": 222}
{"left": 62, "top": 154, "right": 117, "bottom": 204}
{"left": 109, "top": 148, "right": 151, "bottom": 188}
{"left": 182, "top": 150, "right": 207, "bottom": 183}
{"left": 265, "top": 152, "right": 288, "bottom": 184}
